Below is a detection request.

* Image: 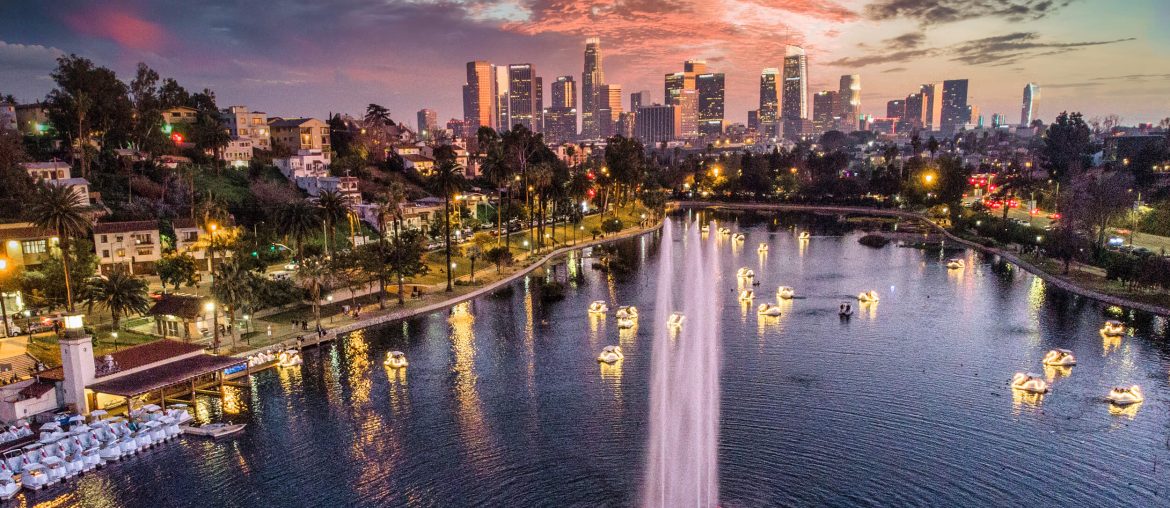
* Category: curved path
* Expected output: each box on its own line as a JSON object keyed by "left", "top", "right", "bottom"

{"left": 675, "top": 201, "right": 1170, "bottom": 317}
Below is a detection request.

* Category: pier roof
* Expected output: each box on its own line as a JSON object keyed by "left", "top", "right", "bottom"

{"left": 86, "top": 354, "right": 244, "bottom": 398}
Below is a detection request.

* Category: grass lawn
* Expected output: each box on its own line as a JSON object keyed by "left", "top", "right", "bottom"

{"left": 28, "top": 329, "right": 159, "bottom": 369}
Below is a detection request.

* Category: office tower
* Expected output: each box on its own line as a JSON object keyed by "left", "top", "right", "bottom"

{"left": 759, "top": 68, "right": 780, "bottom": 137}
{"left": 665, "top": 72, "right": 686, "bottom": 106}
{"left": 582, "top": 37, "right": 604, "bottom": 139}
{"left": 550, "top": 76, "right": 576, "bottom": 109}
{"left": 992, "top": 113, "right": 1005, "bottom": 128}
{"left": 598, "top": 84, "right": 622, "bottom": 138}
{"left": 635, "top": 104, "right": 681, "bottom": 144}
{"left": 747, "top": 110, "right": 759, "bottom": 132}
{"left": 463, "top": 61, "right": 497, "bottom": 133}
{"left": 630, "top": 91, "right": 649, "bottom": 112}
{"left": 508, "top": 64, "right": 538, "bottom": 131}
{"left": 919, "top": 83, "right": 942, "bottom": 131}
{"left": 904, "top": 92, "right": 926, "bottom": 130}
{"left": 495, "top": 66, "right": 510, "bottom": 130}
{"left": 886, "top": 99, "right": 906, "bottom": 119}
{"left": 534, "top": 76, "right": 544, "bottom": 132}
{"left": 543, "top": 107, "right": 577, "bottom": 144}
{"left": 782, "top": 46, "right": 808, "bottom": 120}
{"left": 1021, "top": 83, "right": 1040, "bottom": 126}
{"left": 812, "top": 91, "right": 841, "bottom": 134}
{"left": 678, "top": 89, "right": 698, "bottom": 138}
{"left": 417, "top": 109, "right": 438, "bottom": 139}
{"left": 940, "top": 79, "right": 969, "bottom": 133}
{"left": 617, "top": 112, "right": 636, "bottom": 138}
{"left": 684, "top": 60, "right": 707, "bottom": 75}
{"left": 839, "top": 75, "right": 861, "bottom": 132}
{"left": 697, "top": 73, "right": 725, "bottom": 135}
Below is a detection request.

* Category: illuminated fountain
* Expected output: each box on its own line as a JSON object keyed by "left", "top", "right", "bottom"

{"left": 643, "top": 219, "right": 721, "bottom": 507}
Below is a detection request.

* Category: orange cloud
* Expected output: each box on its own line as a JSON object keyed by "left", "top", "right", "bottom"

{"left": 64, "top": 8, "right": 168, "bottom": 52}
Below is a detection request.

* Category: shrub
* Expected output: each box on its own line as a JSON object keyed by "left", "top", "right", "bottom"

{"left": 858, "top": 234, "right": 890, "bottom": 248}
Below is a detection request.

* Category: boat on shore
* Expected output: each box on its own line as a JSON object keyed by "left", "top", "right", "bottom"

{"left": 181, "top": 423, "right": 246, "bottom": 439}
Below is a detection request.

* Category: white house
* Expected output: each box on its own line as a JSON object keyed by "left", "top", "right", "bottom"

{"left": 220, "top": 105, "right": 271, "bottom": 150}
{"left": 220, "top": 138, "right": 254, "bottom": 167}
{"left": 298, "top": 176, "right": 361, "bottom": 205}
{"left": 275, "top": 149, "right": 330, "bottom": 180}
{"left": 93, "top": 220, "right": 162, "bottom": 275}
{"left": 402, "top": 153, "right": 435, "bottom": 175}
{"left": 21, "top": 160, "right": 71, "bottom": 182}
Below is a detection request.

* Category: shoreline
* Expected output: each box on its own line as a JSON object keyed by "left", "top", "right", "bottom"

{"left": 234, "top": 217, "right": 666, "bottom": 357}
{"left": 675, "top": 201, "right": 1170, "bottom": 318}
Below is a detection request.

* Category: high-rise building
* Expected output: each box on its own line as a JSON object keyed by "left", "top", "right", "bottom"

{"left": 598, "top": 84, "right": 622, "bottom": 138}
{"left": 462, "top": 61, "right": 497, "bottom": 134}
{"left": 992, "top": 113, "right": 1006, "bottom": 128}
{"left": 550, "top": 76, "right": 576, "bottom": 109}
{"left": 417, "top": 109, "right": 438, "bottom": 139}
{"left": 904, "top": 92, "right": 926, "bottom": 130}
{"left": 581, "top": 37, "right": 604, "bottom": 139}
{"left": 635, "top": 104, "right": 680, "bottom": 144}
{"left": 747, "top": 110, "right": 759, "bottom": 132}
{"left": 684, "top": 60, "right": 707, "bottom": 75}
{"left": 678, "top": 88, "right": 698, "bottom": 138}
{"left": 617, "top": 112, "right": 636, "bottom": 138}
{"left": 697, "top": 73, "right": 725, "bottom": 135}
{"left": 534, "top": 76, "right": 544, "bottom": 132}
{"left": 759, "top": 68, "right": 780, "bottom": 137}
{"left": 940, "top": 79, "right": 969, "bottom": 133}
{"left": 886, "top": 99, "right": 906, "bottom": 119}
{"left": 919, "top": 83, "right": 942, "bottom": 131}
{"left": 508, "top": 64, "right": 538, "bottom": 131}
{"left": 782, "top": 46, "right": 808, "bottom": 121}
{"left": 838, "top": 75, "right": 861, "bottom": 132}
{"left": 665, "top": 72, "right": 685, "bottom": 106}
{"left": 812, "top": 91, "right": 841, "bottom": 134}
{"left": 630, "top": 91, "right": 650, "bottom": 112}
{"left": 543, "top": 107, "right": 577, "bottom": 144}
{"left": 495, "top": 66, "right": 510, "bottom": 131}
{"left": 1021, "top": 82, "right": 1040, "bottom": 126}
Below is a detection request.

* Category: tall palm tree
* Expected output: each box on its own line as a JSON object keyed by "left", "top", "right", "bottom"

{"left": 478, "top": 128, "right": 509, "bottom": 245}
{"left": 275, "top": 201, "right": 320, "bottom": 261}
{"left": 28, "top": 183, "right": 89, "bottom": 311}
{"left": 429, "top": 159, "right": 464, "bottom": 292}
{"left": 316, "top": 190, "right": 348, "bottom": 256}
{"left": 210, "top": 258, "right": 256, "bottom": 351}
{"left": 529, "top": 163, "right": 553, "bottom": 250}
{"left": 295, "top": 256, "right": 332, "bottom": 330}
{"left": 81, "top": 271, "right": 150, "bottom": 329}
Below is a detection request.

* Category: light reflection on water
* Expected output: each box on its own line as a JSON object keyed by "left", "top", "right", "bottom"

{"left": 22, "top": 212, "right": 1170, "bottom": 507}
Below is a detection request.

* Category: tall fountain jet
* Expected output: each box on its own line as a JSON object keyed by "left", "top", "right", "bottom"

{"left": 643, "top": 218, "right": 721, "bottom": 507}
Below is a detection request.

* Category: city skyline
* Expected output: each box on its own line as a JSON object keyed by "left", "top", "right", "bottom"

{"left": 1, "top": 1, "right": 1168, "bottom": 125}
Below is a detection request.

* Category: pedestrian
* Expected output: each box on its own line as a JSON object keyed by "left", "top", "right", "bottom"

{"left": 266, "top": 324, "right": 272, "bottom": 337}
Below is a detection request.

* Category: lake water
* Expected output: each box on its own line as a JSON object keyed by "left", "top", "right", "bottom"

{"left": 28, "top": 210, "right": 1170, "bottom": 507}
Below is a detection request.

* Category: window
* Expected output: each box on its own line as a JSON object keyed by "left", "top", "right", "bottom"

{"left": 251, "top": 118, "right": 263, "bottom": 125}
{"left": 100, "top": 234, "right": 108, "bottom": 243}
{"left": 21, "top": 240, "right": 46, "bottom": 255}
{"left": 239, "top": 128, "right": 249, "bottom": 136}
{"left": 102, "top": 250, "right": 110, "bottom": 258}
{"left": 115, "top": 249, "right": 125, "bottom": 257}
{"left": 136, "top": 247, "right": 153, "bottom": 256}
{"left": 182, "top": 231, "right": 197, "bottom": 242}
{"left": 115, "top": 235, "right": 123, "bottom": 243}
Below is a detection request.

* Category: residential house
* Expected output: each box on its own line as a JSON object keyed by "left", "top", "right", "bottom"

{"left": 14, "top": 103, "right": 49, "bottom": 136}
{"left": 21, "top": 160, "right": 70, "bottom": 182}
{"left": 268, "top": 117, "right": 330, "bottom": 156}
{"left": 220, "top": 106, "right": 271, "bottom": 150}
{"left": 172, "top": 218, "right": 234, "bottom": 270}
{"left": 0, "top": 103, "right": 15, "bottom": 132}
{"left": 275, "top": 149, "right": 330, "bottom": 180}
{"left": 220, "top": 138, "right": 254, "bottom": 168}
{"left": 162, "top": 106, "right": 199, "bottom": 124}
{"left": 300, "top": 176, "right": 361, "bottom": 205}
{"left": 402, "top": 153, "right": 435, "bottom": 175}
{"left": 93, "top": 221, "right": 161, "bottom": 275}
{"left": 0, "top": 223, "right": 57, "bottom": 269}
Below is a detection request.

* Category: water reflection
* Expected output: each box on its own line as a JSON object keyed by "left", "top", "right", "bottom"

{"left": 1012, "top": 389, "right": 1045, "bottom": 411}
{"left": 1043, "top": 365, "right": 1072, "bottom": 382}
{"left": 1108, "top": 402, "right": 1141, "bottom": 419}
{"left": 1101, "top": 333, "right": 1122, "bottom": 355}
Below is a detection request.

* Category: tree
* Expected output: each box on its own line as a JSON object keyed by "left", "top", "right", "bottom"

{"left": 295, "top": 256, "right": 332, "bottom": 330}
{"left": 81, "top": 271, "right": 150, "bottom": 329}
{"left": 386, "top": 229, "right": 429, "bottom": 305}
{"left": 936, "top": 155, "right": 971, "bottom": 222}
{"left": 429, "top": 158, "right": 465, "bottom": 292}
{"left": 927, "top": 136, "right": 940, "bottom": 159}
{"left": 274, "top": 201, "right": 320, "bottom": 261}
{"left": 190, "top": 89, "right": 230, "bottom": 171}
{"left": 157, "top": 252, "right": 198, "bottom": 291}
{"left": 364, "top": 104, "right": 394, "bottom": 127}
{"left": 127, "top": 63, "right": 169, "bottom": 157}
{"left": 0, "top": 129, "right": 37, "bottom": 218}
{"left": 45, "top": 54, "right": 132, "bottom": 178}
{"left": 477, "top": 127, "right": 510, "bottom": 244}
{"left": 27, "top": 184, "right": 90, "bottom": 311}
{"left": 484, "top": 245, "right": 513, "bottom": 274}
{"left": 316, "top": 189, "right": 348, "bottom": 255}
{"left": 211, "top": 258, "right": 258, "bottom": 351}
{"left": 1042, "top": 111, "right": 1092, "bottom": 180}
{"left": 1063, "top": 170, "right": 1134, "bottom": 252}
{"left": 464, "top": 242, "right": 483, "bottom": 284}
{"left": 1044, "top": 225, "right": 1087, "bottom": 274}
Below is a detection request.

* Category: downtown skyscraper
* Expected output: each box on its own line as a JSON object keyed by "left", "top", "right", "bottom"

{"left": 782, "top": 45, "right": 809, "bottom": 139}
{"left": 544, "top": 76, "right": 577, "bottom": 143}
{"left": 462, "top": 61, "right": 497, "bottom": 137}
{"left": 839, "top": 75, "right": 861, "bottom": 132}
{"left": 940, "top": 79, "right": 970, "bottom": 133}
{"left": 758, "top": 68, "right": 780, "bottom": 137}
{"left": 598, "top": 84, "right": 622, "bottom": 138}
{"left": 508, "top": 64, "right": 539, "bottom": 132}
{"left": 1021, "top": 82, "right": 1040, "bottom": 126}
{"left": 581, "top": 37, "right": 604, "bottom": 140}
{"left": 697, "top": 72, "right": 725, "bottom": 136}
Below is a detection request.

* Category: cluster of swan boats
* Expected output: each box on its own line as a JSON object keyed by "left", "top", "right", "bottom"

{"left": 0, "top": 405, "right": 194, "bottom": 496}
{"left": 589, "top": 303, "right": 644, "bottom": 363}
{"left": 247, "top": 349, "right": 304, "bottom": 368}
{"left": 1010, "top": 320, "right": 1144, "bottom": 409}
{"left": 735, "top": 267, "right": 871, "bottom": 318}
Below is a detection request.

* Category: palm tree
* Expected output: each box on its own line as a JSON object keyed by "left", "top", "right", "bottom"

{"left": 529, "top": 163, "right": 553, "bottom": 250}
{"left": 316, "top": 190, "right": 348, "bottom": 256}
{"left": 464, "top": 243, "right": 482, "bottom": 284}
{"left": 429, "top": 159, "right": 464, "bottom": 292}
{"left": 81, "top": 271, "right": 150, "bottom": 330}
{"left": 364, "top": 104, "right": 394, "bottom": 127}
{"left": 27, "top": 183, "right": 89, "bottom": 311}
{"left": 210, "top": 258, "right": 256, "bottom": 351}
{"left": 275, "top": 201, "right": 320, "bottom": 261}
{"left": 295, "top": 256, "right": 332, "bottom": 330}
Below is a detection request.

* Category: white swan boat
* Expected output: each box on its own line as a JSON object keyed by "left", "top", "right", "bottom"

{"left": 588, "top": 300, "right": 608, "bottom": 314}
{"left": 0, "top": 470, "right": 18, "bottom": 499}
{"left": 615, "top": 306, "right": 638, "bottom": 320}
{"left": 757, "top": 304, "right": 782, "bottom": 317}
{"left": 667, "top": 312, "right": 686, "bottom": 331}
{"left": 62, "top": 452, "right": 83, "bottom": 477}
{"left": 617, "top": 317, "right": 636, "bottom": 329}
{"left": 21, "top": 464, "right": 47, "bottom": 491}
{"left": 277, "top": 350, "right": 303, "bottom": 367}
{"left": 798, "top": 231, "right": 810, "bottom": 240}
{"left": 700, "top": 225, "right": 709, "bottom": 233}
{"left": 384, "top": 351, "right": 408, "bottom": 369}
{"left": 1010, "top": 373, "right": 1049, "bottom": 394}
{"left": 1101, "top": 320, "right": 1126, "bottom": 337}
{"left": 946, "top": 258, "right": 965, "bottom": 269}
{"left": 182, "top": 423, "right": 246, "bottom": 438}
{"left": 98, "top": 439, "right": 122, "bottom": 462}
{"left": 597, "top": 346, "right": 624, "bottom": 364}
{"left": 732, "top": 233, "right": 746, "bottom": 241}
{"left": 736, "top": 267, "right": 755, "bottom": 279}
{"left": 857, "top": 290, "right": 880, "bottom": 303}
{"left": 777, "top": 286, "right": 795, "bottom": 300}
{"left": 757, "top": 243, "right": 768, "bottom": 253}
{"left": 738, "top": 289, "right": 754, "bottom": 301}
{"left": 40, "top": 456, "right": 66, "bottom": 483}
{"left": 1042, "top": 349, "right": 1077, "bottom": 367}
{"left": 719, "top": 227, "right": 732, "bottom": 236}
{"left": 1106, "top": 385, "right": 1144, "bottom": 406}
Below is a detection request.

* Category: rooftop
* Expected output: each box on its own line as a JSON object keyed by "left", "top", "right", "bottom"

{"left": 39, "top": 339, "right": 205, "bottom": 382}
{"left": 148, "top": 294, "right": 207, "bottom": 320}
{"left": 0, "top": 223, "right": 54, "bottom": 241}
{"left": 86, "top": 354, "right": 243, "bottom": 398}
{"left": 93, "top": 220, "right": 158, "bottom": 234}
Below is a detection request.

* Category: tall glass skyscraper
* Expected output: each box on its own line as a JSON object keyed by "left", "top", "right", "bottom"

{"left": 781, "top": 45, "right": 808, "bottom": 120}
{"left": 1021, "top": 82, "right": 1040, "bottom": 126}
{"left": 581, "top": 38, "right": 604, "bottom": 140}
{"left": 759, "top": 68, "right": 780, "bottom": 137}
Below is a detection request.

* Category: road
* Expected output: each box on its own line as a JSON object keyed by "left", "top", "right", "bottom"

{"left": 966, "top": 197, "right": 1170, "bottom": 255}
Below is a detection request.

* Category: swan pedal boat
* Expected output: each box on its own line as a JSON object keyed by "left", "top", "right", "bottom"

{"left": 1106, "top": 385, "right": 1143, "bottom": 406}
{"left": 945, "top": 258, "right": 965, "bottom": 269}
{"left": 1010, "top": 373, "right": 1049, "bottom": 394}
{"left": 757, "top": 304, "right": 782, "bottom": 317}
{"left": 1041, "top": 349, "right": 1077, "bottom": 367}
{"left": 182, "top": 423, "right": 247, "bottom": 438}
{"left": 597, "top": 346, "right": 624, "bottom": 364}
{"left": 588, "top": 301, "right": 608, "bottom": 314}
{"left": 384, "top": 351, "right": 408, "bottom": 369}
{"left": 857, "top": 291, "right": 880, "bottom": 303}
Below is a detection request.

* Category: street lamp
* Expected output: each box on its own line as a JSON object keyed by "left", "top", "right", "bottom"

{"left": 205, "top": 301, "right": 219, "bottom": 353}
{"left": 111, "top": 331, "right": 118, "bottom": 352}
{"left": 0, "top": 258, "right": 9, "bottom": 338}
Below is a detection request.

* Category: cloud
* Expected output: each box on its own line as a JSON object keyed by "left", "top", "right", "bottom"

{"left": 883, "top": 32, "right": 924, "bottom": 50}
{"left": 882, "top": 66, "right": 907, "bottom": 73}
{"left": 949, "top": 32, "right": 1135, "bottom": 65}
{"left": 827, "top": 48, "right": 937, "bottom": 67}
{"left": 864, "top": 0, "right": 1076, "bottom": 25}
{"left": 0, "top": 40, "right": 64, "bottom": 71}
{"left": 1091, "top": 73, "right": 1170, "bottom": 81}
{"left": 62, "top": 8, "right": 169, "bottom": 52}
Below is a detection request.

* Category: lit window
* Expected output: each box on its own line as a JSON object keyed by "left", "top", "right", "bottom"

{"left": 21, "top": 240, "right": 46, "bottom": 255}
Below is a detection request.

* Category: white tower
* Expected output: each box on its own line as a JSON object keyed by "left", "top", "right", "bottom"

{"left": 59, "top": 314, "right": 95, "bottom": 414}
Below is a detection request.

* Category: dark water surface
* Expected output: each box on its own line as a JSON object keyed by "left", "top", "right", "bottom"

{"left": 31, "top": 211, "right": 1170, "bottom": 507}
